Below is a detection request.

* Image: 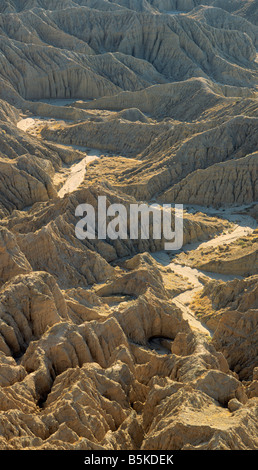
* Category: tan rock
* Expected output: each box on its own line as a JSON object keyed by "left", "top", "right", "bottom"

{"left": 228, "top": 398, "right": 243, "bottom": 412}
{"left": 0, "top": 227, "right": 32, "bottom": 285}
{"left": 0, "top": 0, "right": 257, "bottom": 452}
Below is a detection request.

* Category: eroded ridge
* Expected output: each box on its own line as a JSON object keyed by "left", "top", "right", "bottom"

{"left": 0, "top": 0, "right": 257, "bottom": 451}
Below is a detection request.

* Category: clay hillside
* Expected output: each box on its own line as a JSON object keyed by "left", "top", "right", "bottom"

{"left": 0, "top": 0, "right": 257, "bottom": 451}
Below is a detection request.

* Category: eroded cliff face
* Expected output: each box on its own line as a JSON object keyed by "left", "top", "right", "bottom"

{"left": 0, "top": 0, "right": 257, "bottom": 451}
{"left": 0, "top": 252, "right": 257, "bottom": 450}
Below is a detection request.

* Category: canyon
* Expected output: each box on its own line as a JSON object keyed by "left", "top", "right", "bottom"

{"left": 0, "top": 0, "right": 257, "bottom": 451}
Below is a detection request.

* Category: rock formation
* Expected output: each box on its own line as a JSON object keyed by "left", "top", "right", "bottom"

{"left": 175, "top": 229, "right": 258, "bottom": 276}
{"left": 191, "top": 275, "right": 258, "bottom": 381}
{"left": 0, "top": 0, "right": 257, "bottom": 452}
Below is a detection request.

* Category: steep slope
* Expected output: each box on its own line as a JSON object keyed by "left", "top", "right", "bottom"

{"left": 160, "top": 153, "right": 258, "bottom": 207}
{"left": 191, "top": 275, "right": 258, "bottom": 380}
{"left": 0, "top": 4, "right": 257, "bottom": 107}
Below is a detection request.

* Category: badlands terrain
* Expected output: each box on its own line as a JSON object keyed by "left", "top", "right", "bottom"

{"left": 0, "top": 0, "right": 258, "bottom": 451}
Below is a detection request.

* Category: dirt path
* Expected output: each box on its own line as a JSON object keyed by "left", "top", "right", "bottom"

{"left": 17, "top": 115, "right": 101, "bottom": 197}
{"left": 16, "top": 113, "right": 256, "bottom": 336}
{"left": 152, "top": 206, "right": 257, "bottom": 336}
{"left": 58, "top": 151, "right": 100, "bottom": 197}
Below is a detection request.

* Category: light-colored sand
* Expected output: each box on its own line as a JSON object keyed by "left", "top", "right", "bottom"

{"left": 17, "top": 116, "right": 59, "bottom": 134}
{"left": 17, "top": 117, "right": 42, "bottom": 132}
{"left": 58, "top": 151, "right": 100, "bottom": 197}
{"left": 152, "top": 205, "right": 257, "bottom": 336}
